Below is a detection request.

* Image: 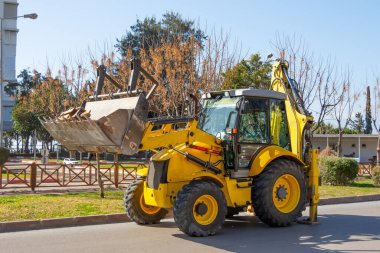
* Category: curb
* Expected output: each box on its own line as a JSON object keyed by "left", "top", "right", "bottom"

{"left": 0, "top": 214, "right": 131, "bottom": 233}
{"left": 1, "top": 195, "right": 380, "bottom": 233}
{"left": 319, "top": 194, "right": 380, "bottom": 205}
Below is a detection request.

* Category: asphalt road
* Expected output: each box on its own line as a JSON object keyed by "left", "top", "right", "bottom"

{"left": 1, "top": 201, "right": 380, "bottom": 253}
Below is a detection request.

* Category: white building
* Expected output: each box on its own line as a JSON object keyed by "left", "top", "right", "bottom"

{"left": 0, "top": 0, "right": 18, "bottom": 131}
{"left": 312, "top": 134, "right": 378, "bottom": 163}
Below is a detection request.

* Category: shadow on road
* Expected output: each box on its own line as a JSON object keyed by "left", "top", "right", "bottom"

{"left": 168, "top": 214, "right": 380, "bottom": 253}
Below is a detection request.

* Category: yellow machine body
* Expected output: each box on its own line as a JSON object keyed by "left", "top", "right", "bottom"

{"left": 138, "top": 60, "right": 319, "bottom": 222}
{"left": 43, "top": 58, "right": 320, "bottom": 226}
{"left": 141, "top": 140, "right": 253, "bottom": 208}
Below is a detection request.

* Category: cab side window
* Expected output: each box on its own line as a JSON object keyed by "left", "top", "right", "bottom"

{"left": 238, "top": 99, "right": 269, "bottom": 143}
{"left": 270, "top": 99, "right": 291, "bottom": 151}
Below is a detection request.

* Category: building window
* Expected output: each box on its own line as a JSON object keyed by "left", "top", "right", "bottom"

{"left": 362, "top": 143, "right": 366, "bottom": 148}
{"left": 3, "top": 3, "right": 18, "bottom": 19}
{"left": 352, "top": 144, "right": 356, "bottom": 147}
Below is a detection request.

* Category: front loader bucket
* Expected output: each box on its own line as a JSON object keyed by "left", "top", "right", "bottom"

{"left": 42, "top": 95, "right": 149, "bottom": 155}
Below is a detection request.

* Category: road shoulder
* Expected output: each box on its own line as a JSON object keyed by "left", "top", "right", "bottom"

{"left": 1, "top": 194, "right": 380, "bottom": 233}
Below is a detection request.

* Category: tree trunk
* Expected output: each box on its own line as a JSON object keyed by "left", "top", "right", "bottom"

{"left": 377, "top": 135, "right": 380, "bottom": 165}
{"left": 337, "top": 131, "right": 343, "bottom": 157}
{"left": 16, "top": 134, "right": 19, "bottom": 152}
{"left": 25, "top": 136, "right": 30, "bottom": 153}
{"left": 96, "top": 153, "right": 105, "bottom": 198}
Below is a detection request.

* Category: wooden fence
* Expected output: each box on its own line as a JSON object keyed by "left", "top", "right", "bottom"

{"left": 0, "top": 162, "right": 142, "bottom": 191}
{"left": 1, "top": 161, "right": 375, "bottom": 191}
{"left": 358, "top": 162, "right": 376, "bottom": 177}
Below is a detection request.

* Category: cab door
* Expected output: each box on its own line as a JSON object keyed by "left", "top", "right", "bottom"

{"left": 231, "top": 98, "right": 290, "bottom": 178}
{"left": 231, "top": 98, "right": 270, "bottom": 178}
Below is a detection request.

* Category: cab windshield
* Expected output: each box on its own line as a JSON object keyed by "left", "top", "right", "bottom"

{"left": 198, "top": 97, "right": 240, "bottom": 139}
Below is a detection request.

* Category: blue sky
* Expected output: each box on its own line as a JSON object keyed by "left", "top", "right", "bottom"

{"left": 17, "top": 0, "right": 380, "bottom": 113}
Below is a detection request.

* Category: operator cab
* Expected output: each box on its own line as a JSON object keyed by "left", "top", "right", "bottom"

{"left": 198, "top": 88, "right": 291, "bottom": 178}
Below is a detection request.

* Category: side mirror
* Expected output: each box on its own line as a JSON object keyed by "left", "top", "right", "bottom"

{"left": 226, "top": 128, "right": 237, "bottom": 135}
{"left": 225, "top": 128, "right": 238, "bottom": 141}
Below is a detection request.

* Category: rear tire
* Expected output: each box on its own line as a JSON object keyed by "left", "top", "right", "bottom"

{"left": 174, "top": 181, "right": 227, "bottom": 237}
{"left": 252, "top": 159, "right": 307, "bottom": 227}
{"left": 124, "top": 179, "right": 168, "bottom": 224}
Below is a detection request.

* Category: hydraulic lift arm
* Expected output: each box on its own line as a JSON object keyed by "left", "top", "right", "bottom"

{"left": 93, "top": 59, "right": 160, "bottom": 100}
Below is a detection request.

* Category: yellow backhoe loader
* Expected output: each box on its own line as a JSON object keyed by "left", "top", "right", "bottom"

{"left": 42, "top": 56, "right": 319, "bottom": 237}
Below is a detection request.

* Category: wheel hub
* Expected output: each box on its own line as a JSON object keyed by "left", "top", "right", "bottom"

{"left": 272, "top": 174, "right": 301, "bottom": 214}
{"left": 195, "top": 202, "right": 208, "bottom": 215}
{"left": 192, "top": 194, "right": 219, "bottom": 226}
{"left": 276, "top": 184, "right": 288, "bottom": 201}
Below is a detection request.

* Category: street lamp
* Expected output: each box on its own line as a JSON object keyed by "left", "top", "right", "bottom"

{"left": 0, "top": 12, "right": 38, "bottom": 147}
{"left": 21, "top": 13, "right": 38, "bottom": 20}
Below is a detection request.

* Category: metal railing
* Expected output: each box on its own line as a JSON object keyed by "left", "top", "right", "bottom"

{"left": 0, "top": 162, "right": 142, "bottom": 191}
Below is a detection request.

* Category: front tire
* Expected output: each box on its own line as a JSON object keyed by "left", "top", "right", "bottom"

{"left": 252, "top": 159, "right": 307, "bottom": 227}
{"left": 124, "top": 179, "right": 168, "bottom": 224}
{"left": 174, "top": 181, "right": 227, "bottom": 237}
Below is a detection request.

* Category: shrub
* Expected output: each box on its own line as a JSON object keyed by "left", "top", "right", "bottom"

{"left": 319, "top": 156, "right": 358, "bottom": 185}
{"left": 319, "top": 147, "right": 338, "bottom": 157}
{"left": 372, "top": 166, "right": 380, "bottom": 187}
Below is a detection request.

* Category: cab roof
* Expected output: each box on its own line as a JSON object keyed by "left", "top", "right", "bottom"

{"left": 203, "top": 88, "right": 287, "bottom": 100}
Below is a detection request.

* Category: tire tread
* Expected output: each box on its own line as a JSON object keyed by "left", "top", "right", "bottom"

{"left": 252, "top": 159, "right": 307, "bottom": 227}
{"left": 173, "top": 181, "right": 227, "bottom": 237}
{"left": 124, "top": 178, "right": 168, "bottom": 225}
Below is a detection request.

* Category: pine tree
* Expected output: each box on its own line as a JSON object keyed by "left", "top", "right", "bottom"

{"left": 349, "top": 112, "right": 365, "bottom": 134}
{"left": 365, "top": 86, "right": 373, "bottom": 134}
{"left": 115, "top": 12, "right": 206, "bottom": 57}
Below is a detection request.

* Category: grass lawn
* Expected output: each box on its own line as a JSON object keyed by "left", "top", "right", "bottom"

{"left": 1, "top": 173, "right": 29, "bottom": 178}
{"left": 319, "top": 180, "right": 380, "bottom": 198}
{"left": 0, "top": 179, "right": 379, "bottom": 222}
{"left": 0, "top": 190, "right": 125, "bottom": 222}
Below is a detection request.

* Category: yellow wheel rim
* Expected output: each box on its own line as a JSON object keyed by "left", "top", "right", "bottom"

{"left": 272, "top": 174, "right": 300, "bottom": 213}
{"left": 139, "top": 193, "right": 161, "bottom": 215}
{"left": 192, "top": 194, "right": 218, "bottom": 225}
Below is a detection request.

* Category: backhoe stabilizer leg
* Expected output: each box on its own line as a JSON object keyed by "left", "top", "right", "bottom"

{"left": 309, "top": 201, "right": 318, "bottom": 223}
{"left": 298, "top": 149, "right": 320, "bottom": 225}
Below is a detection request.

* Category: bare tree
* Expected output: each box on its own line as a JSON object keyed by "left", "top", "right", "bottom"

{"left": 272, "top": 35, "right": 344, "bottom": 132}
{"left": 85, "top": 30, "right": 241, "bottom": 117}
{"left": 332, "top": 71, "right": 357, "bottom": 156}
{"left": 197, "top": 28, "right": 242, "bottom": 90}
